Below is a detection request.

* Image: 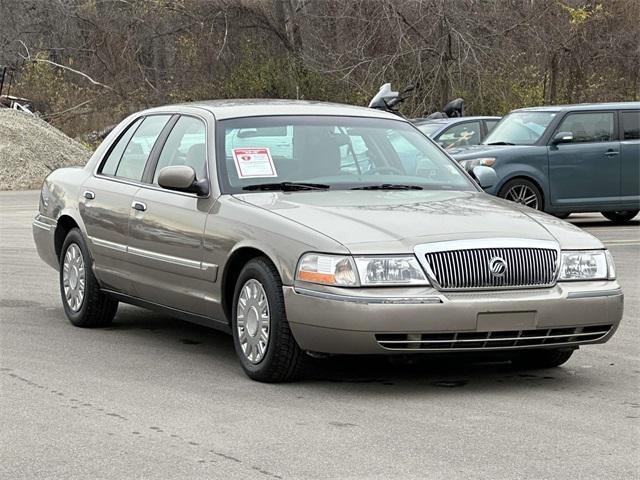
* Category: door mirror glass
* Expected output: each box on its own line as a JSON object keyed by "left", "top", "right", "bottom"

{"left": 157, "top": 165, "right": 206, "bottom": 195}
{"left": 472, "top": 165, "right": 498, "bottom": 189}
{"left": 552, "top": 131, "right": 574, "bottom": 144}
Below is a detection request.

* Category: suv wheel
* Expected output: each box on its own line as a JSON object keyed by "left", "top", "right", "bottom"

{"left": 511, "top": 349, "right": 574, "bottom": 369}
{"left": 232, "top": 257, "right": 306, "bottom": 382}
{"left": 601, "top": 210, "right": 639, "bottom": 223}
{"left": 498, "top": 179, "right": 543, "bottom": 210}
{"left": 60, "top": 228, "right": 118, "bottom": 327}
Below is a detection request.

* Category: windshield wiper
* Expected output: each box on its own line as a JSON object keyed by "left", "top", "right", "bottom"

{"left": 485, "top": 141, "right": 515, "bottom": 146}
{"left": 242, "top": 181, "right": 330, "bottom": 192}
{"left": 350, "top": 184, "right": 423, "bottom": 191}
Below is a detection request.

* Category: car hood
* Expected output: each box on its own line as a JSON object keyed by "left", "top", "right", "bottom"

{"left": 233, "top": 190, "right": 601, "bottom": 253}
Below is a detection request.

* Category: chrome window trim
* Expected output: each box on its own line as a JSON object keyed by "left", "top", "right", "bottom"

{"left": 293, "top": 287, "right": 443, "bottom": 305}
{"left": 414, "top": 238, "right": 561, "bottom": 291}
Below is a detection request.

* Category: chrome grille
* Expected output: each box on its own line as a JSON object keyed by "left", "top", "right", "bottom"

{"left": 376, "top": 325, "right": 612, "bottom": 351}
{"left": 418, "top": 243, "right": 558, "bottom": 290}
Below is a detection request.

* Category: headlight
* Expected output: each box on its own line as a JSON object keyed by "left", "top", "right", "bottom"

{"left": 296, "top": 253, "right": 429, "bottom": 286}
{"left": 559, "top": 250, "right": 614, "bottom": 280}
{"left": 460, "top": 157, "right": 496, "bottom": 170}
{"left": 354, "top": 256, "right": 429, "bottom": 285}
{"left": 296, "top": 253, "right": 358, "bottom": 286}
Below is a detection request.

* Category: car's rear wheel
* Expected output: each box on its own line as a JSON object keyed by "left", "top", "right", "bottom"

{"left": 60, "top": 228, "right": 118, "bottom": 327}
{"left": 232, "top": 257, "right": 306, "bottom": 382}
{"left": 510, "top": 348, "right": 574, "bottom": 369}
{"left": 498, "top": 179, "right": 543, "bottom": 210}
{"left": 552, "top": 212, "right": 571, "bottom": 219}
{"left": 601, "top": 210, "right": 639, "bottom": 223}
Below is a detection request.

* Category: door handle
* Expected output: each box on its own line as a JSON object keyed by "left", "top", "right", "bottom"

{"left": 131, "top": 201, "right": 147, "bottom": 212}
{"left": 83, "top": 190, "right": 95, "bottom": 200}
{"left": 604, "top": 150, "right": 619, "bottom": 156}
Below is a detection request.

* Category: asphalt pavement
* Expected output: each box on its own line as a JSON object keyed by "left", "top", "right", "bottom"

{"left": 1, "top": 190, "right": 638, "bottom": 479}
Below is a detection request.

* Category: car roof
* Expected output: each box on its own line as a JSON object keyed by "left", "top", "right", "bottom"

{"left": 512, "top": 102, "right": 640, "bottom": 113}
{"left": 412, "top": 116, "right": 501, "bottom": 125}
{"left": 144, "top": 99, "right": 406, "bottom": 121}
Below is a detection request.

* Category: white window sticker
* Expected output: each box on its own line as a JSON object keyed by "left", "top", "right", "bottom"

{"left": 232, "top": 148, "right": 277, "bottom": 178}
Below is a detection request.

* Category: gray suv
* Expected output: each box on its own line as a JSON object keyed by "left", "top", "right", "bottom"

{"left": 452, "top": 103, "right": 640, "bottom": 222}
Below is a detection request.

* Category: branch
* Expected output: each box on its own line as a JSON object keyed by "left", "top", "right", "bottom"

{"left": 18, "top": 40, "right": 116, "bottom": 92}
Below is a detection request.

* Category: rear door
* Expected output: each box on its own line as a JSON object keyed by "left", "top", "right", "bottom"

{"left": 548, "top": 111, "right": 620, "bottom": 208}
{"left": 126, "top": 114, "right": 215, "bottom": 316}
{"left": 619, "top": 110, "right": 640, "bottom": 203}
{"left": 80, "top": 114, "right": 172, "bottom": 292}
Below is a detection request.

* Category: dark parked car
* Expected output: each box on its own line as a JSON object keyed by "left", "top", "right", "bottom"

{"left": 413, "top": 116, "right": 501, "bottom": 149}
{"left": 451, "top": 103, "right": 640, "bottom": 222}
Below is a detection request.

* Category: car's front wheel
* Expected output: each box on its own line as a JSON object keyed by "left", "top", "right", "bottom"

{"left": 498, "top": 178, "right": 543, "bottom": 211}
{"left": 232, "top": 257, "right": 306, "bottom": 382}
{"left": 601, "top": 210, "right": 639, "bottom": 224}
{"left": 510, "top": 348, "right": 574, "bottom": 369}
{"left": 60, "top": 228, "right": 118, "bottom": 327}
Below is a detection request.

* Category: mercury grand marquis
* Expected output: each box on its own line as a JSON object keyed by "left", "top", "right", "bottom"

{"left": 33, "top": 100, "right": 623, "bottom": 382}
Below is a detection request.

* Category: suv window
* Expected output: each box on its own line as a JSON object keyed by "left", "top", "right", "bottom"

{"left": 557, "top": 112, "right": 615, "bottom": 143}
{"left": 438, "top": 121, "right": 481, "bottom": 149}
{"left": 485, "top": 119, "right": 499, "bottom": 132}
{"left": 621, "top": 111, "right": 640, "bottom": 140}
{"left": 102, "top": 115, "right": 171, "bottom": 181}
{"left": 153, "top": 116, "right": 207, "bottom": 183}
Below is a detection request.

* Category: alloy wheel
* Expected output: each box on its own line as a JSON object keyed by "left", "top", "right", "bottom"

{"left": 505, "top": 184, "right": 539, "bottom": 209}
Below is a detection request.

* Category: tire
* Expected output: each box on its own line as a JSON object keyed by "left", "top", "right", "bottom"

{"left": 231, "top": 257, "right": 306, "bottom": 382}
{"left": 60, "top": 228, "right": 118, "bottom": 327}
{"left": 552, "top": 212, "right": 571, "bottom": 219}
{"left": 510, "top": 349, "right": 574, "bottom": 369}
{"left": 601, "top": 210, "right": 639, "bottom": 224}
{"left": 498, "top": 178, "right": 543, "bottom": 211}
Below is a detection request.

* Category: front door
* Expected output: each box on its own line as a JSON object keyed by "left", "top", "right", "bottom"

{"left": 548, "top": 111, "right": 620, "bottom": 208}
{"left": 126, "top": 115, "right": 215, "bottom": 316}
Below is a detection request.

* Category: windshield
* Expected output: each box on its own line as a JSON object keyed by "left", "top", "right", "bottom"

{"left": 217, "top": 116, "right": 475, "bottom": 193}
{"left": 416, "top": 123, "right": 442, "bottom": 137}
{"left": 483, "top": 111, "right": 556, "bottom": 145}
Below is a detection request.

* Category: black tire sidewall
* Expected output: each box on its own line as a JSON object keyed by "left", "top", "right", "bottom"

{"left": 231, "top": 258, "right": 288, "bottom": 378}
{"left": 498, "top": 179, "right": 544, "bottom": 211}
{"left": 602, "top": 210, "right": 639, "bottom": 223}
{"left": 59, "top": 228, "right": 95, "bottom": 325}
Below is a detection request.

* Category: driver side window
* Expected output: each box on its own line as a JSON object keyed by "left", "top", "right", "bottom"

{"left": 153, "top": 116, "right": 207, "bottom": 183}
{"left": 557, "top": 112, "right": 615, "bottom": 143}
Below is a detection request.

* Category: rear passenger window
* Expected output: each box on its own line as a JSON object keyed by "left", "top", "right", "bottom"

{"left": 621, "top": 111, "right": 640, "bottom": 140}
{"left": 153, "top": 116, "right": 207, "bottom": 183}
{"left": 100, "top": 118, "right": 143, "bottom": 176}
{"left": 557, "top": 112, "right": 615, "bottom": 143}
{"left": 101, "top": 115, "right": 171, "bottom": 181}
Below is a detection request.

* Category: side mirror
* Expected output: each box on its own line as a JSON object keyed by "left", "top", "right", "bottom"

{"left": 552, "top": 131, "right": 574, "bottom": 144}
{"left": 472, "top": 165, "right": 498, "bottom": 189}
{"left": 157, "top": 166, "right": 208, "bottom": 196}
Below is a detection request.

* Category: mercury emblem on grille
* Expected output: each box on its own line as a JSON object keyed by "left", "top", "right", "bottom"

{"left": 489, "top": 256, "right": 507, "bottom": 277}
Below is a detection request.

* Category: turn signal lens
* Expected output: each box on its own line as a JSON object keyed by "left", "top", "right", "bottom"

{"left": 297, "top": 254, "right": 358, "bottom": 286}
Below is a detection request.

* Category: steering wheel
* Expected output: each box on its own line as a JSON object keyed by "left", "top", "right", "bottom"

{"left": 365, "top": 166, "right": 403, "bottom": 175}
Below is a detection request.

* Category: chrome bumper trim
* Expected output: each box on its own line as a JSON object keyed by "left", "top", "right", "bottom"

{"left": 32, "top": 219, "right": 52, "bottom": 231}
{"left": 567, "top": 288, "right": 623, "bottom": 299}
{"left": 293, "top": 287, "right": 443, "bottom": 305}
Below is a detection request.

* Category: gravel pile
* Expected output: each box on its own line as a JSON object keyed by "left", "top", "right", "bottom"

{"left": 0, "top": 109, "right": 92, "bottom": 190}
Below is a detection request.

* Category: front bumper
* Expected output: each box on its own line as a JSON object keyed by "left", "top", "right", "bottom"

{"left": 284, "top": 282, "right": 623, "bottom": 354}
